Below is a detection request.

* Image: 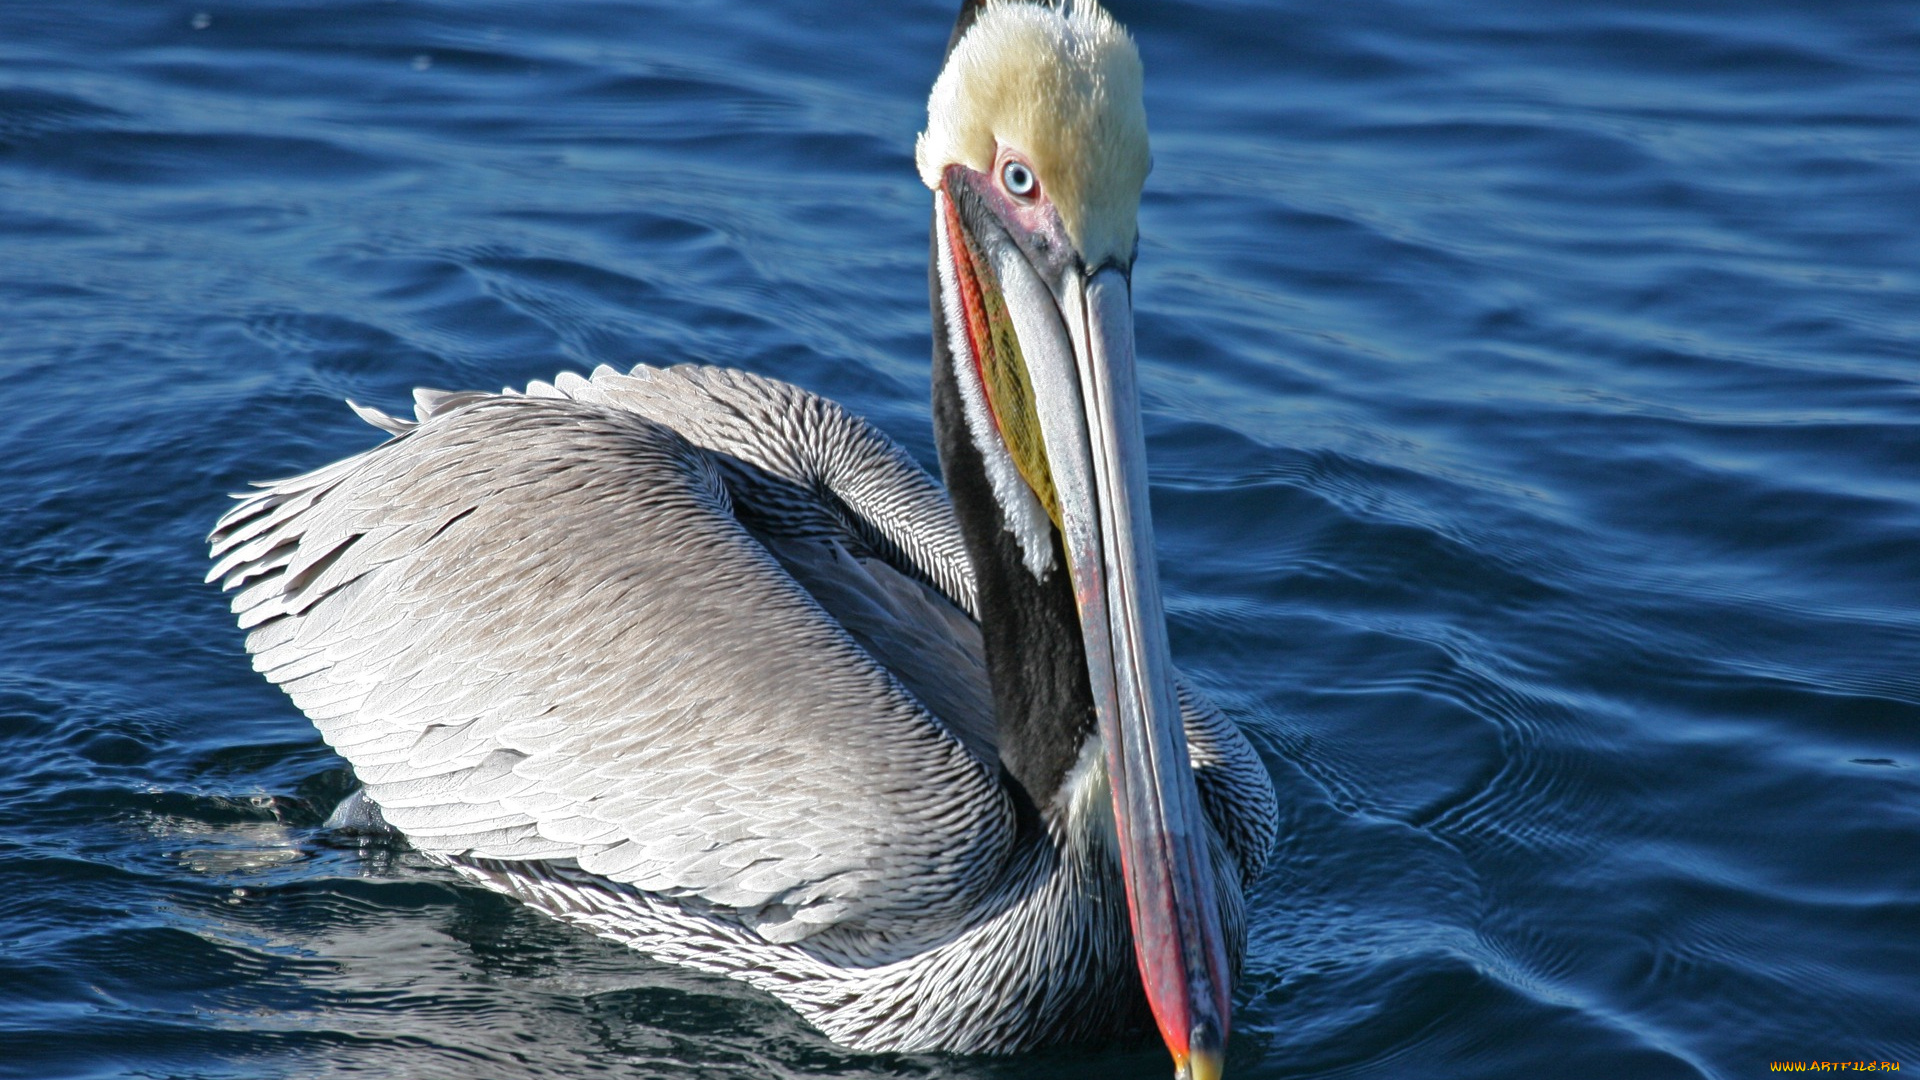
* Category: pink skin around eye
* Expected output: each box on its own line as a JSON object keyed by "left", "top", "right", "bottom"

{"left": 988, "top": 145, "right": 1063, "bottom": 240}
{"left": 994, "top": 146, "right": 1041, "bottom": 200}
{"left": 939, "top": 149, "right": 1075, "bottom": 275}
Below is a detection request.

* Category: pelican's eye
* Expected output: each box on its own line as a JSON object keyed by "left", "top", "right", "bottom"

{"left": 1000, "top": 159, "right": 1036, "bottom": 198}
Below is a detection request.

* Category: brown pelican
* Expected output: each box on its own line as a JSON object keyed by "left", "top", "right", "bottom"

{"left": 208, "top": 0, "right": 1277, "bottom": 1075}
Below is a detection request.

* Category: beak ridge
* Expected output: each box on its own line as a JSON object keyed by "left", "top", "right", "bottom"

{"left": 1015, "top": 256, "right": 1234, "bottom": 1074}
{"left": 950, "top": 179, "right": 1234, "bottom": 1076}
{"left": 1069, "top": 269, "right": 1232, "bottom": 1068}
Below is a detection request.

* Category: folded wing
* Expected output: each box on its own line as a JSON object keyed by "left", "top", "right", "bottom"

{"left": 209, "top": 367, "right": 1014, "bottom": 950}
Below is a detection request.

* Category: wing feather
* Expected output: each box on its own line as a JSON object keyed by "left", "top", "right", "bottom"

{"left": 210, "top": 385, "right": 1014, "bottom": 949}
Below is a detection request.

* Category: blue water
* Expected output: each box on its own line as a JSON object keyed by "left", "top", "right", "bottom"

{"left": 3, "top": 0, "right": 1916, "bottom": 1076}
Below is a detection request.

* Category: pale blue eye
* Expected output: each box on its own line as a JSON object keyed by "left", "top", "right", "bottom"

{"left": 1001, "top": 160, "right": 1035, "bottom": 197}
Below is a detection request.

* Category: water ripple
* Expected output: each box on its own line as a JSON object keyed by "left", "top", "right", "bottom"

{"left": 3, "top": 0, "right": 1918, "bottom": 1076}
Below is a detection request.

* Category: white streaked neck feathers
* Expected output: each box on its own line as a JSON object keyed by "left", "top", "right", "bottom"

{"left": 934, "top": 191, "right": 1059, "bottom": 578}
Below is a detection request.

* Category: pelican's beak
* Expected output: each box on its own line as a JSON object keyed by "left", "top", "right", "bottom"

{"left": 1051, "top": 263, "right": 1231, "bottom": 1080}
{"left": 939, "top": 166, "right": 1232, "bottom": 1079}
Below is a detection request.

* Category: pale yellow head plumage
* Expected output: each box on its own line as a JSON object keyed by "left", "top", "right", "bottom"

{"left": 916, "top": 0, "right": 1150, "bottom": 269}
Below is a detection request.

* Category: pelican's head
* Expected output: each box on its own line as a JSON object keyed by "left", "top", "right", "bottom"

{"left": 919, "top": 5, "right": 1232, "bottom": 1079}
{"left": 915, "top": 0, "right": 1149, "bottom": 272}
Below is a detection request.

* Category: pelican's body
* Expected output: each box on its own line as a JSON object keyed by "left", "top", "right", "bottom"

{"left": 211, "top": 1, "right": 1277, "bottom": 1073}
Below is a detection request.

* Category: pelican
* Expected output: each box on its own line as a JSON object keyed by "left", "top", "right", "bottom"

{"left": 208, "top": 0, "right": 1277, "bottom": 1075}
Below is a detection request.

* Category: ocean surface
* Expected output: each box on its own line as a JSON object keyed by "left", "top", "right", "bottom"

{"left": 3, "top": 0, "right": 1917, "bottom": 1077}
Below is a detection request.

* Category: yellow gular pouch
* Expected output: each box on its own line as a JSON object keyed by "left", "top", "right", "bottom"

{"left": 944, "top": 192, "right": 1061, "bottom": 531}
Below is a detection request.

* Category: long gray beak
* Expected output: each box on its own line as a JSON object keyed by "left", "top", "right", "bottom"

{"left": 994, "top": 248, "right": 1232, "bottom": 1080}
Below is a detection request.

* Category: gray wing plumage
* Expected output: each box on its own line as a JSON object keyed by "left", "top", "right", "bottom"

{"left": 527, "top": 366, "right": 997, "bottom": 767}
{"left": 209, "top": 364, "right": 1012, "bottom": 948}
{"left": 209, "top": 361, "right": 1275, "bottom": 950}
